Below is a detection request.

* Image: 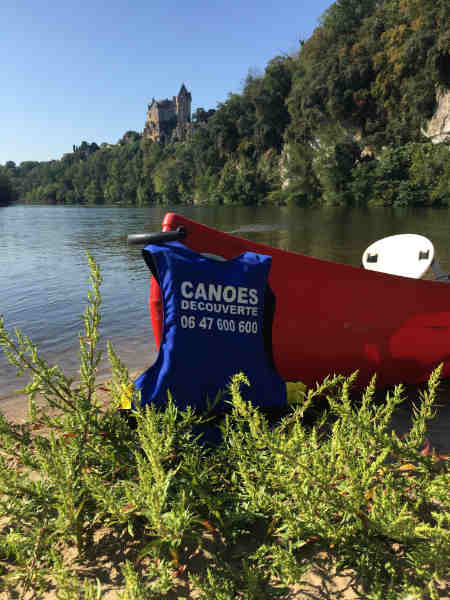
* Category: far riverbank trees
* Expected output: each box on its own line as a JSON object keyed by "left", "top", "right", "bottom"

{"left": 3, "top": 0, "right": 449, "bottom": 207}
{"left": 0, "top": 169, "right": 16, "bottom": 205}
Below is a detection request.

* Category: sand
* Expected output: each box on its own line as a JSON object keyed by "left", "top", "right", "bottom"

{"left": 1, "top": 371, "right": 449, "bottom": 454}
{"left": 0, "top": 372, "right": 448, "bottom": 599}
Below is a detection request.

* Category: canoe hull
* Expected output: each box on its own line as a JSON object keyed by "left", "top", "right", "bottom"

{"left": 148, "top": 213, "right": 450, "bottom": 389}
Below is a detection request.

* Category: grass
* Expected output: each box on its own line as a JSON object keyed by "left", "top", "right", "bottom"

{"left": 0, "top": 254, "right": 448, "bottom": 599}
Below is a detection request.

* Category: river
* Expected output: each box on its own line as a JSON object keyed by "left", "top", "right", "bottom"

{"left": 1, "top": 203, "right": 450, "bottom": 401}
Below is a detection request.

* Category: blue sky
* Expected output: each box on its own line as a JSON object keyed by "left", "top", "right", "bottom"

{"left": 1, "top": 0, "right": 333, "bottom": 165}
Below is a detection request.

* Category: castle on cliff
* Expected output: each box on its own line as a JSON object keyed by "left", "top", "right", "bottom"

{"left": 144, "top": 83, "right": 192, "bottom": 143}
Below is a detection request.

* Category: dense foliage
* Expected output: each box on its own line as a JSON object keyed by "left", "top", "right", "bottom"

{"left": 2, "top": 0, "right": 449, "bottom": 207}
{"left": 0, "top": 256, "right": 448, "bottom": 598}
{"left": 0, "top": 168, "right": 16, "bottom": 205}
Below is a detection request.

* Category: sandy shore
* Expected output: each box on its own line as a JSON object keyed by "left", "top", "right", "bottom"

{"left": 1, "top": 370, "right": 449, "bottom": 454}
{"left": 388, "top": 390, "right": 450, "bottom": 454}
{"left": 0, "top": 374, "right": 125, "bottom": 424}
{"left": 0, "top": 371, "right": 448, "bottom": 599}
{"left": 0, "top": 343, "right": 159, "bottom": 424}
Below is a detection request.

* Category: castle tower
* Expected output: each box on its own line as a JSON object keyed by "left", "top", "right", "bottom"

{"left": 175, "top": 83, "right": 192, "bottom": 124}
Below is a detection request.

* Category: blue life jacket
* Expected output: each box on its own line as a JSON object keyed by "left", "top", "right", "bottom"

{"left": 135, "top": 241, "right": 286, "bottom": 413}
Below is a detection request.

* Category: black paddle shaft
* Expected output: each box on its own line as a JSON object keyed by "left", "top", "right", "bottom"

{"left": 127, "top": 226, "right": 186, "bottom": 246}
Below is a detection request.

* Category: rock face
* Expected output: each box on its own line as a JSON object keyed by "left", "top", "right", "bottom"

{"left": 423, "top": 88, "right": 450, "bottom": 143}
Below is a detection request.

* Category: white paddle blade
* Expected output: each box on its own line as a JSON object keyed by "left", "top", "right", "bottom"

{"left": 362, "top": 234, "right": 434, "bottom": 279}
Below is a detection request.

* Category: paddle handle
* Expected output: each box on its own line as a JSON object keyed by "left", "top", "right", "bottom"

{"left": 127, "top": 227, "right": 186, "bottom": 245}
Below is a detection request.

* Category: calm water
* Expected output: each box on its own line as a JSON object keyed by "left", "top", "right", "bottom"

{"left": 1, "top": 204, "right": 450, "bottom": 400}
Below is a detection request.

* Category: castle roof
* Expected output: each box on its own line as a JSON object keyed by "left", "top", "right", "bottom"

{"left": 178, "top": 83, "right": 190, "bottom": 97}
{"left": 149, "top": 85, "right": 190, "bottom": 109}
{"left": 149, "top": 96, "right": 174, "bottom": 108}
{"left": 155, "top": 99, "right": 173, "bottom": 107}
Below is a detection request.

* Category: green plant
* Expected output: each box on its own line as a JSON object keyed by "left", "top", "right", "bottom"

{"left": 0, "top": 255, "right": 448, "bottom": 598}
{"left": 0, "top": 254, "right": 137, "bottom": 594}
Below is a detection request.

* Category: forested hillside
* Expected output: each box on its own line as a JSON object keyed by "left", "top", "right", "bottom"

{"left": 2, "top": 0, "right": 449, "bottom": 207}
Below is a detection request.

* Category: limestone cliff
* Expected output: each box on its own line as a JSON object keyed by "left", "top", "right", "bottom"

{"left": 423, "top": 88, "right": 450, "bottom": 143}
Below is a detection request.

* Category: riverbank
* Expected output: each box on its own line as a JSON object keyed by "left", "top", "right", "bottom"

{"left": 2, "top": 368, "right": 450, "bottom": 454}
{"left": 0, "top": 372, "right": 138, "bottom": 425}
{"left": 2, "top": 374, "right": 450, "bottom": 459}
{"left": 0, "top": 368, "right": 448, "bottom": 599}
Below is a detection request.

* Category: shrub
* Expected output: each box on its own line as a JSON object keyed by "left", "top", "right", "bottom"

{"left": 0, "top": 255, "right": 448, "bottom": 598}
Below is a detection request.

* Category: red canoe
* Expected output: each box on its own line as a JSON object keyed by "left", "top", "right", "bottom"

{"left": 148, "top": 212, "right": 450, "bottom": 389}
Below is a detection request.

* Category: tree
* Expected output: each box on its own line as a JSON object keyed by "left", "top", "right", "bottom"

{"left": 84, "top": 180, "right": 104, "bottom": 204}
{"left": 119, "top": 131, "right": 142, "bottom": 144}
{"left": 0, "top": 172, "right": 16, "bottom": 205}
{"left": 192, "top": 108, "right": 216, "bottom": 123}
{"left": 320, "top": 0, "right": 378, "bottom": 38}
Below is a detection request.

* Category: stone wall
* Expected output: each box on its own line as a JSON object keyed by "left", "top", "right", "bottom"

{"left": 158, "top": 102, "right": 176, "bottom": 123}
